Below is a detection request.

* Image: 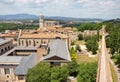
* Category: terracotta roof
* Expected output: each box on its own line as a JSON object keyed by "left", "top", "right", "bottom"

{"left": 0, "top": 33, "right": 15, "bottom": 37}
{"left": 20, "top": 32, "right": 68, "bottom": 39}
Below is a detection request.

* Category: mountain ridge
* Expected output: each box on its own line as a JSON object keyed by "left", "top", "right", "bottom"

{"left": 0, "top": 13, "right": 104, "bottom": 22}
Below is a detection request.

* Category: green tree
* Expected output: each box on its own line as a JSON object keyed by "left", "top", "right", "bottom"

{"left": 51, "top": 66, "right": 68, "bottom": 82}
{"left": 26, "top": 63, "right": 51, "bottom": 82}
{"left": 71, "top": 41, "right": 75, "bottom": 46}
{"left": 75, "top": 44, "right": 81, "bottom": 52}
{"left": 67, "top": 60, "right": 79, "bottom": 77}
{"left": 86, "top": 40, "right": 98, "bottom": 54}
{"left": 77, "top": 62, "right": 97, "bottom": 82}
{"left": 70, "top": 47, "right": 76, "bottom": 60}
{"left": 78, "top": 34, "right": 83, "bottom": 40}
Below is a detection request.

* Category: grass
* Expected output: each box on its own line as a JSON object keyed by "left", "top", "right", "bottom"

{"left": 76, "top": 54, "right": 98, "bottom": 64}
{"left": 110, "top": 62, "right": 118, "bottom": 82}
{"left": 75, "top": 40, "right": 85, "bottom": 45}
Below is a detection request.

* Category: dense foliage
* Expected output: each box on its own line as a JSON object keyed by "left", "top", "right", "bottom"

{"left": 26, "top": 63, "right": 68, "bottom": 82}
{"left": 26, "top": 63, "right": 51, "bottom": 82}
{"left": 78, "top": 33, "right": 83, "bottom": 40}
{"left": 77, "top": 23, "right": 102, "bottom": 31}
{"left": 67, "top": 60, "right": 79, "bottom": 76}
{"left": 26, "top": 61, "right": 97, "bottom": 82}
{"left": 77, "top": 62, "right": 97, "bottom": 82}
{"left": 105, "top": 22, "right": 120, "bottom": 67}
{"left": 75, "top": 44, "right": 81, "bottom": 53}
{"left": 0, "top": 23, "right": 38, "bottom": 32}
{"left": 85, "top": 35, "right": 99, "bottom": 54}
{"left": 51, "top": 66, "right": 68, "bottom": 82}
{"left": 70, "top": 47, "right": 77, "bottom": 60}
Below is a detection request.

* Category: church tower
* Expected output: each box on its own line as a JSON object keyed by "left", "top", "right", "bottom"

{"left": 39, "top": 14, "right": 44, "bottom": 29}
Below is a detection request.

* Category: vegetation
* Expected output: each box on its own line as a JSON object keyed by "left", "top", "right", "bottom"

{"left": 70, "top": 47, "right": 77, "bottom": 60}
{"left": 67, "top": 60, "right": 79, "bottom": 77}
{"left": 26, "top": 63, "right": 68, "bottom": 82}
{"left": 105, "top": 22, "right": 120, "bottom": 67}
{"left": 26, "top": 61, "right": 97, "bottom": 82}
{"left": 26, "top": 63, "right": 51, "bottom": 82}
{"left": 110, "top": 62, "right": 118, "bottom": 82}
{"left": 0, "top": 23, "right": 38, "bottom": 32}
{"left": 85, "top": 35, "right": 98, "bottom": 54}
{"left": 71, "top": 41, "right": 75, "bottom": 46}
{"left": 77, "top": 62, "right": 97, "bottom": 82}
{"left": 76, "top": 54, "right": 98, "bottom": 64}
{"left": 77, "top": 23, "right": 102, "bottom": 32}
{"left": 78, "top": 33, "right": 83, "bottom": 40}
{"left": 51, "top": 66, "right": 68, "bottom": 82}
{"left": 75, "top": 44, "right": 81, "bottom": 53}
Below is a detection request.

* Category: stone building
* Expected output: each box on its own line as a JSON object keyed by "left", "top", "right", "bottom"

{"left": 0, "top": 39, "right": 13, "bottom": 55}
{"left": 18, "top": 32, "right": 68, "bottom": 48}
{"left": 41, "top": 39, "right": 71, "bottom": 66}
{"left": 0, "top": 54, "right": 36, "bottom": 82}
{"left": 83, "top": 30, "right": 98, "bottom": 37}
{"left": 39, "top": 14, "right": 59, "bottom": 29}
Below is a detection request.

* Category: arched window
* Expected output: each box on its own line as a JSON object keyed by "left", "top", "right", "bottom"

{"left": 1, "top": 49, "right": 4, "bottom": 53}
{"left": 22, "top": 40, "right": 24, "bottom": 46}
{"left": 29, "top": 40, "right": 31, "bottom": 46}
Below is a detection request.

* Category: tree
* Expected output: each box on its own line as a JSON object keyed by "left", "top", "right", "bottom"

{"left": 51, "top": 66, "right": 68, "bottom": 82}
{"left": 70, "top": 47, "right": 76, "bottom": 60}
{"left": 26, "top": 63, "right": 51, "bottom": 82}
{"left": 78, "top": 34, "right": 83, "bottom": 40}
{"left": 71, "top": 41, "right": 75, "bottom": 46}
{"left": 75, "top": 44, "right": 81, "bottom": 53}
{"left": 67, "top": 60, "right": 79, "bottom": 77}
{"left": 77, "top": 62, "right": 97, "bottom": 82}
{"left": 86, "top": 40, "right": 98, "bottom": 54}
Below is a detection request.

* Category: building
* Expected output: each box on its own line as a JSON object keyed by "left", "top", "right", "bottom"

{"left": 39, "top": 15, "right": 59, "bottom": 29}
{"left": 0, "top": 39, "right": 13, "bottom": 55}
{"left": 83, "top": 30, "right": 98, "bottom": 37}
{"left": 0, "top": 54, "right": 37, "bottom": 82}
{"left": 41, "top": 39, "right": 71, "bottom": 66}
{"left": 18, "top": 32, "right": 68, "bottom": 47}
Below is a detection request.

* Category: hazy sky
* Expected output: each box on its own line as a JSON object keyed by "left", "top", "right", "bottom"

{"left": 0, "top": 0, "right": 120, "bottom": 19}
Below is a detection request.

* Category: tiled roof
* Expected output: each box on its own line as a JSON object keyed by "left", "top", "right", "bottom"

{"left": 20, "top": 32, "right": 68, "bottom": 39}
{"left": 41, "top": 39, "right": 71, "bottom": 61}
{"left": 0, "top": 39, "right": 10, "bottom": 46}
{"left": 0, "top": 56, "right": 22, "bottom": 64}
{"left": 14, "top": 54, "right": 37, "bottom": 75}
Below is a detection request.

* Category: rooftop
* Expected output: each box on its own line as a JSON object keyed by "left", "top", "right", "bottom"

{"left": 0, "top": 56, "right": 22, "bottom": 64}
{"left": 14, "top": 54, "right": 37, "bottom": 75}
{"left": 20, "top": 32, "right": 68, "bottom": 39}
{"left": 0, "top": 39, "right": 10, "bottom": 46}
{"left": 41, "top": 39, "right": 71, "bottom": 61}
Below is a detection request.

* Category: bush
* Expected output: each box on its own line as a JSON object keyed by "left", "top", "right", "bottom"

{"left": 77, "top": 62, "right": 97, "bottom": 82}
{"left": 75, "top": 44, "right": 81, "bottom": 52}
{"left": 78, "top": 34, "right": 83, "bottom": 40}
{"left": 67, "top": 60, "right": 79, "bottom": 77}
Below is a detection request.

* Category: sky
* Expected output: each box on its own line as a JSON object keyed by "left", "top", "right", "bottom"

{"left": 0, "top": 0, "right": 120, "bottom": 19}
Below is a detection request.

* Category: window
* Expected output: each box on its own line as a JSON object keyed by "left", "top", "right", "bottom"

{"left": 4, "top": 68, "right": 10, "bottom": 74}
{"left": 51, "top": 62, "right": 61, "bottom": 66}
{"left": 18, "top": 75, "right": 24, "bottom": 80}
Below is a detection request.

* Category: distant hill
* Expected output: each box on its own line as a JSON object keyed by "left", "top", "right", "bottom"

{"left": 104, "top": 18, "right": 120, "bottom": 24}
{"left": 0, "top": 13, "right": 38, "bottom": 20}
{"left": 0, "top": 13, "right": 103, "bottom": 22}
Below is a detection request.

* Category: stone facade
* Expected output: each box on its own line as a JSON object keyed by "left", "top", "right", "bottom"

{"left": 0, "top": 39, "right": 13, "bottom": 55}
{"left": 39, "top": 15, "right": 59, "bottom": 29}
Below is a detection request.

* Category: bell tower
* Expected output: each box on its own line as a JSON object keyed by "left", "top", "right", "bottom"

{"left": 39, "top": 14, "right": 44, "bottom": 29}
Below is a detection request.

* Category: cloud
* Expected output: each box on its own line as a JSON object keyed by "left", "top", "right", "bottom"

{"left": 0, "top": 0, "right": 120, "bottom": 19}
